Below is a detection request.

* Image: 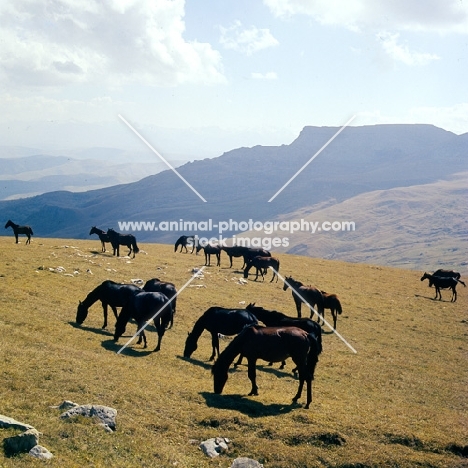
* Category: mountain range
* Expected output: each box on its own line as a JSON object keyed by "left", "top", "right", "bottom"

{"left": 0, "top": 124, "right": 466, "bottom": 271}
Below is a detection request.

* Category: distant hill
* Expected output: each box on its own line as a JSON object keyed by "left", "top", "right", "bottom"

{"left": 0, "top": 148, "right": 188, "bottom": 200}
{"left": 241, "top": 174, "right": 468, "bottom": 272}
{"left": 0, "top": 124, "right": 466, "bottom": 270}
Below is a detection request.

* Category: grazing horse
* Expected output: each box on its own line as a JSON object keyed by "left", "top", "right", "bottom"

{"left": 89, "top": 226, "right": 110, "bottom": 252}
{"left": 420, "top": 272, "right": 465, "bottom": 302}
{"left": 183, "top": 306, "right": 258, "bottom": 361}
{"left": 243, "top": 256, "right": 280, "bottom": 282}
{"left": 114, "top": 291, "right": 173, "bottom": 352}
{"left": 196, "top": 244, "right": 221, "bottom": 266}
{"left": 212, "top": 325, "right": 321, "bottom": 409}
{"left": 245, "top": 303, "right": 322, "bottom": 371}
{"left": 107, "top": 228, "right": 139, "bottom": 258}
{"left": 221, "top": 246, "right": 249, "bottom": 268}
{"left": 241, "top": 248, "right": 271, "bottom": 269}
{"left": 283, "top": 276, "right": 324, "bottom": 320}
{"left": 174, "top": 235, "right": 195, "bottom": 253}
{"left": 320, "top": 291, "right": 343, "bottom": 330}
{"left": 143, "top": 278, "right": 177, "bottom": 328}
{"left": 5, "top": 220, "right": 33, "bottom": 244}
{"left": 76, "top": 280, "right": 141, "bottom": 329}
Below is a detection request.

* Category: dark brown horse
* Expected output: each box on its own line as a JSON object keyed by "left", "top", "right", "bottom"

{"left": 243, "top": 256, "right": 280, "bottom": 282}
{"left": 421, "top": 272, "right": 465, "bottom": 302}
{"left": 143, "top": 278, "right": 177, "bottom": 328}
{"left": 174, "top": 235, "right": 195, "bottom": 253}
{"left": 283, "top": 276, "right": 324, "bottom": 320}
{"left": 114, "top": 291, "right": 173, "bottom": 352}
{"left": 196, "top": 244, "right": 221, "bottom": 266}
{"left": 212, "top": 325, "right": 321, "bottom": 409}
{"left": 107, "top": 228, "right": 139, "bottom": 258}
{"left": 245, "top": 303, "right": 322, "bottom": 371}
{"left": 5, "top": 220, "right": 33, "bottom": 244}
{"left": 183, "top": 306, "right": 258, "bottom": 360}
{"left": 320, "top": 291, "right": 343, "bottom": 330}
{"left": 89, "top": 226, "right": 110, "bottom": 252}
{"left": 76, "top": 280, "right": 141, "bottom": 329}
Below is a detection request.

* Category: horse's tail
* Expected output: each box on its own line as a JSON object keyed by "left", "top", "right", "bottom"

{"left": 30, "top": 228, "right": 34, "bottom": 235}
{"left": 457, "top": 279, "right": 466, "bottom": 287}
{"left": 133, "top": 238, "right": 139, "bottom": 254}
{"left": 336, "top": 297, "right": 342, "bottom": 314}
{"left": 307, "top": 329, "right": 322, "bottom": 363}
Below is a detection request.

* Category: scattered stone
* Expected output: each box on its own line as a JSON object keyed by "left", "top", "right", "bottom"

{"left": 50, "top": 400, "right": 79, "bottom": 410}
{"left": 199, "top": 437, "right": 230, "bottom": 458}
{"left": 0, "top": 415, "right": 34, "bottom": 431}
{"left": 131, "top": 278, "right": 144, "bottom": 285}
{"left": 3, "top": 429, "right": 40, "bottom": 455}
{"left": 230, "top": 458, "right": 264, "bottom": 468}
{"left": 60, "top": 405, "right": 117, "bottom": 431}
{"left": 29, "top": 444, "right": 53, "bottom": 460}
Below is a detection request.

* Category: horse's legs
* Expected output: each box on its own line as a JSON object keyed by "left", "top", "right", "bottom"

{"left": 332, "top": 310, "right": 337, "bottom": 330}
{"left": 234, "top": 354, "right": 243, "bottom": 366}
{"left": 209, "top": 332, "right": 219, "bottom": 361}
{"left": 452, "top": 286, "right": 457, "bottom": 302}
{"left": 216, "top": 253, "right": 220, "bottom": 267}
{"left": 247, "top": 359, "right": 259, "bottom": 396}
{"left": 14, "top": 232, "right": 19, "bottom": 244}
{"left": 229, "top": 256, "right": 233, "bottom": 268}
{"left": 102, "top": 303, "right": 109, "bottom": 329}
{"left": 294, "top": 298, "right": 302, "bottom": 318}
{"left": 153, "top": 322, "right": 166, "bottom": 352}
{"left": 101, "top": 241, "right": 105, "bottom": 252}
{"left": 26, "top": 234, "right": 31, "bottom": 245}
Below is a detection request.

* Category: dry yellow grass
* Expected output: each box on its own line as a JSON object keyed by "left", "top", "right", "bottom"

{"left": 0, "top": 237, "right": 466, "bottom": 467}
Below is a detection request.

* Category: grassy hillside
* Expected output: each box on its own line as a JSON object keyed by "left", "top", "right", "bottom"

{"left": 0, "top": 237, "right": 466, "bottom": 467}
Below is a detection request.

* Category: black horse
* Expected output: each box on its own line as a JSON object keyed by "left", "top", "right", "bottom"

{"left": 196, "top": 244, "right": 221, "bottom": 266}
{"left": 76, "top": 280, "right": 141, "bottom": 329}
{"left": 432, "top": 269, "right": 462, "bottom": 281}
{"left": 143, "top": 278, "right": 177, "bottom": 328}
{"left": 114, "top": 291, "right": 173, "bottom": 352}
{"left": 420, "top": 272, "right": 465, "bottom": 302}
{"left": 5, "top": 220, "right": 33, "bottom": 244}
{"left": 212, "top": 325, "right": 321, "bottom": 409}
{"left": 241, "top": 247, "right": 271, "bottom": 269}
{"left": 89, "top": 226, "right": 110, "bottom": 252}
{"left": 243, "top": 256, "right": 280, "bottom": 282}
{"left": 183, "top": 306, "right": 258, "bottom": 361}
{"left": 107, "top": 228, "right": 139, "bottom": 258}
{"left": 174, "top": 235, "right": 195, "bottom": 253}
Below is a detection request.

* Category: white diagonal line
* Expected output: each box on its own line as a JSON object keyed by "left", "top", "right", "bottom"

{"left": 117, "top": 267, "right": 206, "bottom": 354}
{"left": 268, "top": 115, "right": 357, "bottom": 202}
{"left": 118, "top": 114, "right": 207, "bottom": 203}
{"left": 273, "top": 268, "right": 357, "bottom": 354}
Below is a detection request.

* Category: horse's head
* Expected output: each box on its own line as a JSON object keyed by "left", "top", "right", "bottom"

{"left": 283, "top": 276, "right": 293, "bottom": 291}
{"left": 4, "top": 220, "right": 12, "bottom": 229}
{"left": 195, "top": 245, "right": 203, "bottom": 254}
{"left": 212, "top": 360, "right": 228, "bottom": 394}
{"left": 183, "top": 332, "right": 197, "bottom": 358}
{"left": 75, "top": 301, "right": 88, "bottom": 325}
{"left": 245, "top": 303, "right": 256, "bottom": 311}
{"left": 89, "top": 227, "right": 96, "bottom": 235}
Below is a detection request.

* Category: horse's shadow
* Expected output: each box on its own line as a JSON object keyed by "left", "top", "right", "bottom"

{"left": 414, "top": 294, "right": 452, "bottom": 302}
{"left": 176, "top": 355, "right": 213, "bottom": 371}
{"left": 200, "top": 391, "right": 299, "bottom": 417}
{"left": 101, "top": 338, "right": 153, "bottom": 357}
{"left": 69, "top": 321, "right": 113, "bottom": 337}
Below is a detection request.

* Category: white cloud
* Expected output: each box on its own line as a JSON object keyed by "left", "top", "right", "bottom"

{"left": 251, "top": 72, "right": 278, "bottom": 80}
{"left": 378, "top": 32, "right": 440, "bottom": 66}
{"left": 0, "top": 0, "right": 226, "bottom": 88}
{"left": 263, "top": 0, "right": 468, "bottom": 34}
{"left": 219, "top": 21, "right": 279, "bottom": 55}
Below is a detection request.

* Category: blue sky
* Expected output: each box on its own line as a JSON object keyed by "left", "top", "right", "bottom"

{"left": 1, "top": 0, "right": 467, "bottom": 159}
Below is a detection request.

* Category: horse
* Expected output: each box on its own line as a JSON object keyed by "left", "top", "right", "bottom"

{"left": 89, "top": 226, "right": 110, "bottom": 252}
{"left": 283, "top": 276, "right": 324, "bottom": 320}
{"left": 320, "top": 291, "right": 343, "bottom": 330}
{"left": 212, "top": 325, "right": 321, "bottom": 409}
{"left": 243, "top": 256, "right": 280, "bottom": 282}
{"left": 107, "top": 228, "right": 139, "bottom": 258}
{"left": 420, "top": 272, "right": 465, "bottom": 302}
{"left": 174, "top": 235, "right": 195, "bottom": 253}
{"left": 5, "top": 220, "right": 33, "bottom": 244}
{"left": 196, "top": 244, "right": 221, "bottom": 266}
{"left": 245, "top": 303, "right": 322, "bottom": 371}
{"left": 143, "top": 278, "right": 177, "bottom": 328}
{"left": 221, "top": 246, "right": 249, "bottom": 268}
{"left": 183, "top": 306, "right": 258, "bottom": 361}
{"left": 76, "top": 280, "right": 141, "bottom": 329}
{"left": 114, "top": 291, "right": 173, "bottom": 352}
